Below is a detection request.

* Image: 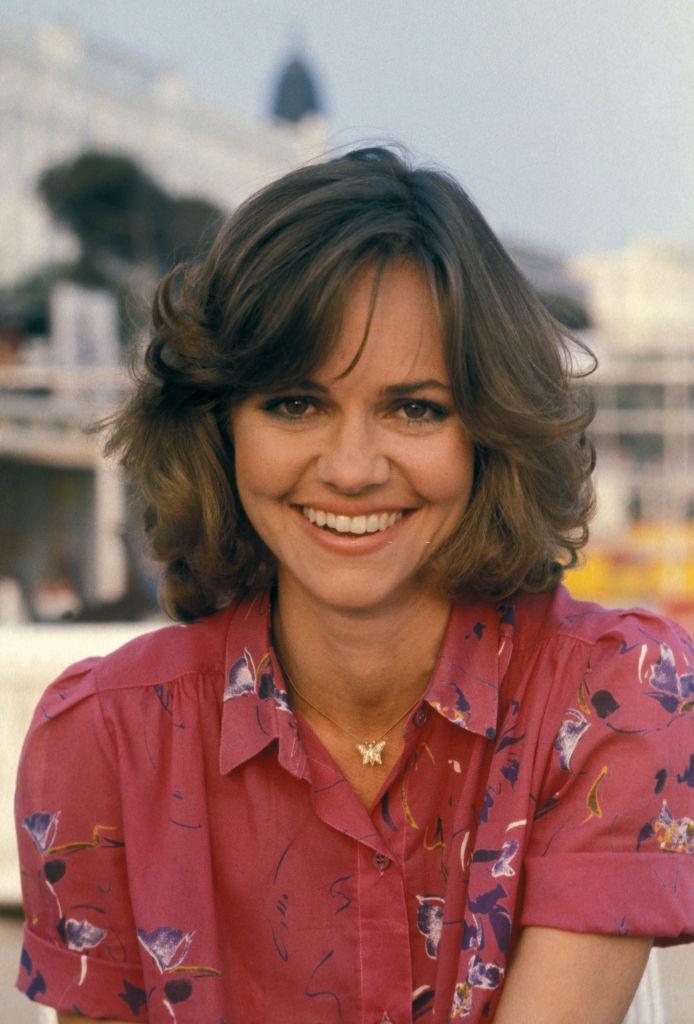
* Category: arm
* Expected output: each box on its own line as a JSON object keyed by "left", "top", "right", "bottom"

{"left": 493, "top": 926, "right": 652, "bottom": 1024}
{"left": 15, "top": 662, "right": 145, "bottom": 1019}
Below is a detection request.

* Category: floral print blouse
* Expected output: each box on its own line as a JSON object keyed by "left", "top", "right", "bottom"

{"left": 15, "top": 585, "right": 694, "bottom": 1023}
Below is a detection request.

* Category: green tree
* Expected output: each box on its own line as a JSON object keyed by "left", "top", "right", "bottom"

{"left": 38, "top": 150, "right": 224, "bottom": 284}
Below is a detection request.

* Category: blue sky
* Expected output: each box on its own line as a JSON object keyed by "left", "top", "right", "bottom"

{"left": 7, "top": 0, "right": 693, "bottom": 255}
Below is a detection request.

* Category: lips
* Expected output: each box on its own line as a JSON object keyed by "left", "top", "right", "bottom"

{"left": 301, "top": 506, "right": 404, "bottom": 536}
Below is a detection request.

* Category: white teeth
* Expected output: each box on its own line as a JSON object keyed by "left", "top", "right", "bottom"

{"left": 302, "top": 507, "right": 403, "bottom": 535}
{"left": 351, "top": 516, "right": 367, "bottom": 535}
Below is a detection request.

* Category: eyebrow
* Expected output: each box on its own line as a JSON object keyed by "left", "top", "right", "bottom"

{"left": 267, "top": 378, "right": 451, "bottom": 396}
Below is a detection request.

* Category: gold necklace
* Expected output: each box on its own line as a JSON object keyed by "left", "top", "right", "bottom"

{"left": 280, "top": 664, "right": 427, "bottom": 767}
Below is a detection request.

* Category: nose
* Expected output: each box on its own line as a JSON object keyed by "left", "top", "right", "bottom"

{"left": 316, "top": 415, "right": 390, "bottom": 494}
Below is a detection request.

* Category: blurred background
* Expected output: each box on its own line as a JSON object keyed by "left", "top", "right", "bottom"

{"left": 1, "top": 2, "right": 692, "bottom": 1020}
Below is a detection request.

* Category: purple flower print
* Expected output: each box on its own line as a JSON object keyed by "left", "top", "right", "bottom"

{"left": 491, "top": 839, "right": 519, "bottom": 878}
{"left": 652, "top": 801, "right": 694, "bottom": 854}
{"left": 164, "top": 978, "right": 193, "bottom": 1004}
{"left": 449, "top": 955, "right": 504, "bottom": 1019}
{"left": 416, "top": 895, "right": 445, "bottom": 959}
{"left": 648, "top": 644, "right": 694, "bottom": 714}
{"left": 23, "top": 811, "right": 60, "bottom": 853}
{"left": 468, "top": 884, "right": 511, "bottom": 953}
{"left": 137, "top": 926, "right": 194, "bottom": 973}
{"left": 62, "top": 918, "right": 107, "bottom": 986}
{"left": 224, "top": 649, "right": 256, "bottom": 700}
{"left": 553, "top": 708, "right": 589, "bottom": 771}
{"left": 257, "top": 655, "right": 291, "bottom": 712}
{"left": 120, "top": 978, "right": 148, "bottom": 1016}
{"left": 64, "top": 918, "right": 107, "bottom": 952}
{"left": 462, "top": 914, "right": 483, "bottom": 951}
{"left": 467, "top": 953, "right": 502, "bottom": 990}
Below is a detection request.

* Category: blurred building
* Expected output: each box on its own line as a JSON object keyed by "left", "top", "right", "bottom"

{"left": 572, "top": 240, "right": 694, "bottom": 353}
{"left": 0, "top": 19, "right": 327, "bottom": 285}
{"left": 570, "top": 241, "right": 694, "bottom": 528}
{"left": 567, "top": 241, "right": 694, "bottom": 616}
{"left": 0, "top": 18, "right": 327, "bottom": 622}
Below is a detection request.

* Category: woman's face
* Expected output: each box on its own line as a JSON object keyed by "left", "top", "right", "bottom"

{"left": 231, "top": 260, "right": 474, "bottom": 616}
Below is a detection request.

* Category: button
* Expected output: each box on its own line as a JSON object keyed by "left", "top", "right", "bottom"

{"left": 413, "top": 704, "right": 429, "bottom": 727}
{"left": 372, "top": 851, "right": 391, "bottom": 872}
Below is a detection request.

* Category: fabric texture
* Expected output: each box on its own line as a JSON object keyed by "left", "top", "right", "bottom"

{"left": 14, "top": 585, "right": 694, "bottom": 1023}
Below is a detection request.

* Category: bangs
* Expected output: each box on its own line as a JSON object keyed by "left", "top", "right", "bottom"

{"left": 216, "top": 235, "right": 426, "bottom": 400}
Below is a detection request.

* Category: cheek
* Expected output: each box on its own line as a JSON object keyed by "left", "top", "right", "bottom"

{"left": 415, "top": 437, "right": 474, "bottom": 505}
{"left": 233, "top": 430, "right": 304, "bottom": 502}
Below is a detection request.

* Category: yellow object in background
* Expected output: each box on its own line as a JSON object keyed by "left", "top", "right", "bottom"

{"left": 567, "top": 522, "right": 694, "bottom": 632}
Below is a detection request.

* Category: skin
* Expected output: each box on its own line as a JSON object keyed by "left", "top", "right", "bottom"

{"left": 56, "top": 260, "right": 653, "bottom": 1022}
{"left": 232, "top": 259, "right": 475, "bottom": 805}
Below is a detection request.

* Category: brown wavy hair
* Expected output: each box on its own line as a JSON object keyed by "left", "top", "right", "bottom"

{"left": 105, "top": 145, "right": 596, "bottom": 621}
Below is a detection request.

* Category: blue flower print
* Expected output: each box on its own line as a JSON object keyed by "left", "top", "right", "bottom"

{"left": 491, "top": 839, "right": 519, "bottom": 878}
{"left": 23, "top": 811, "right": 60, "bottom": 853}
{"left": 416, "top": 895, "right": 445, "bottom": 958}
{"left": 647, "top": 644, "right": 694, "bottom": 714}
{"left": 468, "top": 884, "right": 511, "bottom": 953}
{"left": 137, "top": 926, "right": 194, "bottom": 973}
{"left": 553, "top": 708, "right": 589, "bottom": 771}
{"left": 449, "top": 954, "right": 504, "bottom": 1019}
{"left": 224, "top": 649, "right": 256, "bottom": 700}
{"left": 64, "top": 918, "right": 107, "bottom": 952}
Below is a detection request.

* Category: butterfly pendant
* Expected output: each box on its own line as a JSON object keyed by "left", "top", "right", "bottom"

{"left": 356, "top": 740, "right": 386, "bottom": 766}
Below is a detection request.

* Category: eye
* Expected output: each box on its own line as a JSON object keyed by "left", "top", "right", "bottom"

{"left": 263, "top": 396, "right": 318, "bottom": 419}
{"left": 396, "top": 400, "right": 448, "bottom": 423}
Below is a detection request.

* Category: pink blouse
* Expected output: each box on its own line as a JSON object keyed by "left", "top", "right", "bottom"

{"left": 15, "top": 585, "right": 694, "bottom": 1022}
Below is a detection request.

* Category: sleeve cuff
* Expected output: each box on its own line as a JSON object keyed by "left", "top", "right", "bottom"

{"left": 521, "top": 853, "right": 694, "bottom": 946}
{"left": 16, "top": 923, "right": 146, "bottom": 1019}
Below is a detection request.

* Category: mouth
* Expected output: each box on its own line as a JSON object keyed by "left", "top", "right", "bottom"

{"left": 300, "top": 506, "right": 405, "bottom": 536}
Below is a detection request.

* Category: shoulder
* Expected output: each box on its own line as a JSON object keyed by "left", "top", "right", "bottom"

{"left": 512, "top": 583, "right": 692, "bottom": 658}
{"left": 29, "top": 603, "right": 239, "bottom": 729}
{"left": 93, "top": 603, "right": 233, "bottom": 693}
{"left": 506, "top": 585, "right": 694, "bottom": 728}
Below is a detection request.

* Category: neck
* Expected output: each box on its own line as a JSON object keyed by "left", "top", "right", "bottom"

{"left": 272, "top": 579, "right": 451, "bottom": 728}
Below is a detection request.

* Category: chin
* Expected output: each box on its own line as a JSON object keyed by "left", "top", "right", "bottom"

{"left": 291, "top": 569, "right": 432, "bottom": 618}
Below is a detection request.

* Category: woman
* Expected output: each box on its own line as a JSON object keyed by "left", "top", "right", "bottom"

{"left": 16, "top": 147, "right": 693, "bottom": 1023}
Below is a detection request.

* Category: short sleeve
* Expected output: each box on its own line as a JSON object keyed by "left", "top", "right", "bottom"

{"left": 521, "top": 613, "right": 694, "bottom": 945}
{"left": 15, "top": 659, "right": 146, "bottom": 1019}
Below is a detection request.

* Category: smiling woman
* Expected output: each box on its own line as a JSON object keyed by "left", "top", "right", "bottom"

{"left": 230, "top": 260, "right": 474, "bottom": 620}
{"left": 14, "top": 147, "right": 694, "bottom": 1023}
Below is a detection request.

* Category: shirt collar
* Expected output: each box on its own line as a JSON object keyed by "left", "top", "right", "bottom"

{"left": 218, "top": 593, "right": 304, "bottom": 777}
{"left": 218, "top": 592, "right": 515, "bottom": 775}
{"left": 424, "top": 596, "right": 515, "bottom": 739}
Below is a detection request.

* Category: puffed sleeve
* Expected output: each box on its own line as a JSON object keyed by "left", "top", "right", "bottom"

{"left": 520, "top": 612, "right": 694, "bottom": 945}
{"left": 15, "top": 658, "right": 147, "bottom": 1019}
